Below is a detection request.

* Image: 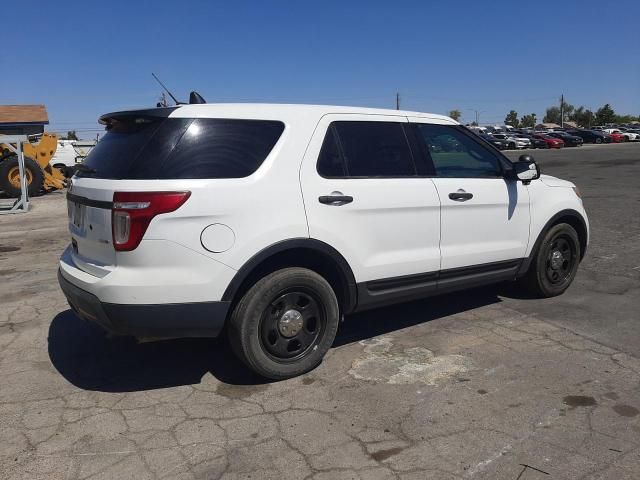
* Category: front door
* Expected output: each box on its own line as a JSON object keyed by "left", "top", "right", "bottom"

{"left": 410, "top": 121, "right": 530, "bottom": 274}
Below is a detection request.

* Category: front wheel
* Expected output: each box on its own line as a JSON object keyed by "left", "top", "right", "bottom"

{"left": 519, "top": 223, "right": 581, "bottom": 297}
{"left": 227, "top": 267, "right": 339, "bottom": 380}
{"left": 595, "top": 137, "right": 602, "bottom": 144}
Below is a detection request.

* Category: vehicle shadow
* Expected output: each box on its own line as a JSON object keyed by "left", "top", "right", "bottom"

{"left": 48, "top": 285, "right": 508, "bottom": 393}
{"left": 48, "top": 310, "right": 263, "bottom": 392}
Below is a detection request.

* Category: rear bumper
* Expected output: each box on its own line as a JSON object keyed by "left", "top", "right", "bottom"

{"left": 58, "top": 269, "right": 229, "bottom": 338}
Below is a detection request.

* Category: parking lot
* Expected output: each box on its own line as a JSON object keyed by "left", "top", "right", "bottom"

{"left": 1, "top": 143, "right": 639, "bottom": 479}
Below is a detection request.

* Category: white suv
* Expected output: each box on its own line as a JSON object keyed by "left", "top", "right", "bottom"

{"left": 58, "top": 102, "right": 589, "bottom": 379}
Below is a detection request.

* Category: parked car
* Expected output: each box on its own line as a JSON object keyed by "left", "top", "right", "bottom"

{"left": 490, "top": 133, "right": 531, "bottom": 149}
{"left": 533, "top": 134, "right": 565, "bottom": 149}
{"left": 606, "top": 131, "right": 625, "bottom": 143}
{"left": 480, "top": 133, "right": 510, "bottom": 150}
{"left": 58, "top": 102, "right": 589, "bottom": 379}
{"left": 510, "top": 133, "right": 535, "bottom": 149}
{"left": 565, "top": 129, "right": 611, "bottom": 144}
{"left": 521, "top": 134, "right": 549, "bottom": 149}
{"left": 603, "top": 129, "right": 639, "bottom": 142}
{"left": 547, "top": 132, "right": 584, "bottom": 147}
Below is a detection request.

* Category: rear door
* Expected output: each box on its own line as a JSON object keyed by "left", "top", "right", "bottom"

{"left": 409, "top": 121, "right": 530, "bottom": 276}
{"left": 300, "top": 114, "right": 441, "bottom": 299}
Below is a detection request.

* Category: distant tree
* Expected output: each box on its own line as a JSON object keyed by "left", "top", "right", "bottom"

{"left": 543, "top": 106, "right": 561, "bottom": 124}
{"left": 520, "top": 113, "right": 537, "bottom": 128}
{"left": 570, "top": 106, "right": 595, "bottom": 128}
{"left": 448, "top": 110, "right": 462, "bottom": 121}
{"left": 561, "top": 100, "right": 575, "bottom": 123}
{"left": 504, "top": 110, "right": 519, "bottom": 128}
{"left": 595, "top": 104, "right": 616, "bottom": 125}
{"left": 62, "top": 130, "right": 78, "bottom": 140}
{"left": 613, "top": 113, "right": 637, "bottom": 124}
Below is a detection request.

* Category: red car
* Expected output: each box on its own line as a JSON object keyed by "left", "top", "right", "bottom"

{"left": 607, "top": 132, "right": 625, "bottom": 143}
{"left": 533, "top": 134, "right": 564, "bottom": 149}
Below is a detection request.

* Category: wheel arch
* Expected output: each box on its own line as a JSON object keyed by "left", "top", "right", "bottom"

{"left": 518, "top": 209, "right": 588, "bottom": 276}
{"left": 222, "top": 238, "right": 358, "bottom": 315}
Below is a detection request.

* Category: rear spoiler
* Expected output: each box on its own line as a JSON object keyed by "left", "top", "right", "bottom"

{"left": 99, "top": 106, "right": 180, "bottom": 126}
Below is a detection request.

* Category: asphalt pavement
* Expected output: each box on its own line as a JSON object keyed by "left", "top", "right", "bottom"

{"left": 1, "top": 142, "right": 638, "bottom": 479}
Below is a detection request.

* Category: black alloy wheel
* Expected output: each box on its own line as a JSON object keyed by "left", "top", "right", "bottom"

{"left": 544, "top": 235, "right": 576, "bottom": 286}
{"left": 259, "top": 289, "right": 325, "bottom": 361}
{"left": 519, "top": 223, "right": 581, "bottom": 298}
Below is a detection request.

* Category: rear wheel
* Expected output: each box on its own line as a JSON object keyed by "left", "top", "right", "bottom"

{"left": 519, "top": 223, "right": 580, "bottom": 298}
{"left": 227, "top": 267, "right": 340, "bottom": 379}
{"left": 0, "top": 156, "right": 44, "bottom": 197}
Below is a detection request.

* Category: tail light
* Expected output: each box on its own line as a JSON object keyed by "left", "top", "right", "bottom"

{"left": 112, "top": 191, "right": 191, "bottom": 251}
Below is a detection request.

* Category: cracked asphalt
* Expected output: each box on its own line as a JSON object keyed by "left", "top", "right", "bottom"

{"left": 1, "top": 143, "right": 639, "bottom": 479}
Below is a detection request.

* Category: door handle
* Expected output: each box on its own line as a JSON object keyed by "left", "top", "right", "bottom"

{"left": 319, "top": 194, "right": 353, "bottom": 206}
{"left": 448, "top": 191, "right": 473, "bottom": 201}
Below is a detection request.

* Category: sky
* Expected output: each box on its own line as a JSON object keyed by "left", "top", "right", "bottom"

{"left": 2, "top": 0, "right": 639, "bottom": 139}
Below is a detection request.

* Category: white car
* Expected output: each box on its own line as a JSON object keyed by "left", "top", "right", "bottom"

{"left": 59, "top": 101, "right": 589, "bottom": 379}
{"left": 490, "top": 133, "right": 531, "bottom": 149}
{"left": 50, "top": 140, "right": 96, "bottom": 173}
{"left": 603, "top": 129, "right": 639, "bottom": 142}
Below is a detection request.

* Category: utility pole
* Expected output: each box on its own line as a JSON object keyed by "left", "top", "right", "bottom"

{"left": 560, "top": 93, "right": 564, "bottom": 128}
{"left": 396, "top": 92, "right": 400, "bottom": 111}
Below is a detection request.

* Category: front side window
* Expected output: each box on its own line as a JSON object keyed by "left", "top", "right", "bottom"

{"left": 318, "top": 121, "right": 416, "bottom": 178}
{"left": 416, "top": 124, "right": 502, "bottom": 178}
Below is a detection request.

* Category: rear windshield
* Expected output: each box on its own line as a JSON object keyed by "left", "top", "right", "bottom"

{"left": 78, "top": 117, "right": 284, "bottom": 179}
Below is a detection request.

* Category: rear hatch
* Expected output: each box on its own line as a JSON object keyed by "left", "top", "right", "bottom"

{"left": 66, "top": 108, "right": 284, "bottom": 276}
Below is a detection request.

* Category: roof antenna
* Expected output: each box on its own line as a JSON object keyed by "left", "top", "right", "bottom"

{"left": 152, "top": 73, "right": 182, "bottom": 105}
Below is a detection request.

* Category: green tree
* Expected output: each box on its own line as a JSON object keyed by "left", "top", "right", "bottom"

{"left": 561, "top": 100, "right": 575, "bottom": 123}
{"left": 543, "top": 106, "right": 561, "bottom": 124}
{"left": 570, "top": 106, "right": 595, "bottom": 128}
{"left": 504, "top": 110, "right": 519, "bottom": 128}
{"left": 613, "top": 114, "right": 637, "bottom": 124}
{"left": 448, "top": 110, "right": 462, "bottom": 121}
{"left": 62, "top": 130, "right": 78, "bottom": 140}
{"left": 520, "top": 113, "right": 537, "bottom": 128}
{"left": 595, "top": 104, "right": 616, "bottom": 125}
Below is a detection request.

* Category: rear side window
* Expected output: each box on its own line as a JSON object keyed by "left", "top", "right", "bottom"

{"left": 317, "top": 121, "right": 416, "bottom": 178}
{"left": 80, "top": 117, "right": 284, "bottom": 179}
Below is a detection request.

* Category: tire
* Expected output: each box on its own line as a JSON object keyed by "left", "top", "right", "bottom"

{"left": 594, "top": 137, "right": 602, "bottom": 144}
{"left": 0, "top": 156, "right": 44, "bottom": 198}
{"left": 227, "top": 267, "right": 340, "bottom": 380}
{"left": 519, "top": 223, "right": 581, "bottom": 298}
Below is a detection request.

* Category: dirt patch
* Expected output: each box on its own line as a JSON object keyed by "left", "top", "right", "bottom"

{"left": 349, "top": 336, "right": 471, "bottom": 385}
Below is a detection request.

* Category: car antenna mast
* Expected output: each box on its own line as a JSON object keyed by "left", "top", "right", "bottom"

{"left": 152, "top": 73, "right": 182, "bottom": 105}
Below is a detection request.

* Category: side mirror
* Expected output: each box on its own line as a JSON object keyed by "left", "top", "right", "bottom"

{"left": 513, "top": 155, "right": 540, "bottom": 183}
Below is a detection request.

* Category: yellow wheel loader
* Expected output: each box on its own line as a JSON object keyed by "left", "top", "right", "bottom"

{"left": 0, "top": 133, "right": 66, "bottom": 197}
